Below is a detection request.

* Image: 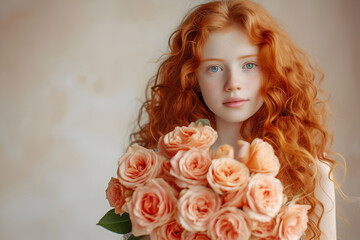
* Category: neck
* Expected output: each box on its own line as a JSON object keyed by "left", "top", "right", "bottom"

{"left": 212, "top": 117, "right": 243, "bottom": 153}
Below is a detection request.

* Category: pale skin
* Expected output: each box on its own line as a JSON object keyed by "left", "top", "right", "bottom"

{"left": 196, "top": 27, "right": 336, "bottom": 239}
{"left": 196, "top": 27, "right": 263, "bottom": 153}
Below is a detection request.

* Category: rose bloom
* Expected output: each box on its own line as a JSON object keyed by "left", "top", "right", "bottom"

{"left": 127, "top": 178, "right": 177, "bottom": 236}
{"left": 158, "top": 122, "right": 217, "bottom": 158}
{"left": 246, "top": 138, "right": 280, "bottom": 176}
{"left": 243, "top": 174, "right": 284, "bottom": 222}
{"left": 117, "top": 145, "right": 164, "bottom": 189}
{"left": 160, "top": 160, "right": 183, "bottom": 192}
{"left": 170, "top": 148, "right": 212, "bottom": 188}
{"left": 208, "top": 207, "right": 252, "bottom": 240}
{"left": 277, "top": 203, "right": 311, "bottom": 240}
{"left": 251, "top": 218, "right": 278, "bottom": 239}
{"left": 162, "top": 160, "right": 172, "bottom": 176}
{"left": 237, "top": 140, "right": 250, "bottom": 163}
{"left": 249, "top": 235, "right": 277, "bottom": 240}
{"left": 177, "top": 185, "right": 221, "bottom": 232}
{"left": 150, "top": 219, "right": 184, "bottom": 240}
{"left": 221, "top": 187, "right": 248, "bottom": 208}
{"left": 105, "top": 177, "right": 131, "bottom": 215}
{"left": 207, "top": 157, "right": 249, "bottom": 194}
{"left": 159, "top": 173, "right": 183, "bottom": 193}
{"left": 213, "top": 144, "right": 234, "bottom": 159}
{"left": 182, "top": 231, "right": 211, "bottom": 240}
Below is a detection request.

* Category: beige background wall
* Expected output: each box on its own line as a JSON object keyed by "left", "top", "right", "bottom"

{"left": 0, "top": 0, "right": 359, "bottom": 239}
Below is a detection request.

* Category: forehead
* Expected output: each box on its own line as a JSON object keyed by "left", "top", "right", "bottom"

{"left": 201, "top": 27, "right": 259, "bottom": 58}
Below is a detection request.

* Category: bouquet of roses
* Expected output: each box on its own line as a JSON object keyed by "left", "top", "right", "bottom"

{"left": 98, "top": 120, "right": 310, "bottom": 240}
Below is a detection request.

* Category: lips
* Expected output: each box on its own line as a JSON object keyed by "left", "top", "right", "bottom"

{"left": 223, "top": 97, "right": 248, "bottom": 108}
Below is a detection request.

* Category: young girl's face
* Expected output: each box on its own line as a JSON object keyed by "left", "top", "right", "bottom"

{"left": 196, "top": 27, "right": 264, "bottom": 125}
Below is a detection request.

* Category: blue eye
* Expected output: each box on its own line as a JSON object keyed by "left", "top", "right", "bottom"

{"left": 208, "top": 66, "right": 221, "bottom": 72}
{"left": 244, "top": 63, "right": 256, "bottom": 69}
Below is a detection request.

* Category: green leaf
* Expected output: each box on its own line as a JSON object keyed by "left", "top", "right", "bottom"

{"left": 97, "top": 209, "right": 132, "bottom": 234}
{"left": 195, "top": 119, "right": 211, "bottom": 126}
{"left": 129, "top": 234, "right": 145, "bottom": 240}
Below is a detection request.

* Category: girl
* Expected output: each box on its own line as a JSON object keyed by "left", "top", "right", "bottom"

{"left": 130, "top": 0, "right": 337, "bottom": 239}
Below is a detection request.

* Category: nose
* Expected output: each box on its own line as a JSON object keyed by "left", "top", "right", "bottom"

{"left": 224, "top": 69, "right": 241, "bottom": 92}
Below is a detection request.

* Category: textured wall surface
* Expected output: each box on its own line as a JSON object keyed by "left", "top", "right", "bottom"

{"left": 0, "top": 0, "right": 359, "bottom": 239}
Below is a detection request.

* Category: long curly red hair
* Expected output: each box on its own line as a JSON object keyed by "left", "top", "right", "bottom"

{"left": 130, "top": 0, "right": 337, "bottom": 238}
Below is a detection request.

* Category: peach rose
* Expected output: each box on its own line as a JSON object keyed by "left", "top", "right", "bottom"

{"left": 221, "top": 187, "right": 248, "bottom": 208}
{"left": 162, "top": 159, "right": 172, "bottom": 176}
{"left": 251, "top": 218, "right": 278, "bottom": 239}
{"left": 182, "top": 231, "right": 211, "bottom": 240}
{"left": 150, "top": 219, "right": 184, "bottom": 240}
{"left": 160, "top": 160, "right": 183, "bottom": 192}
{"left": 246, "top": 138, "right": 280, "bottom": 176}
{"left": 127, "top": 178, "right": 177, "bottom": 236}
{"left": 117, "top": 145, "right": 164, "bottom": 189}
{"left": 159, "top": 173, "right": 183, "bottom": 193}
{"left": 170, "top": 149, "right": 212, "bottom": 188}
{"left": 105, "top": 177, "right": 131, "bottom": 215}
{"left": 177, "top": 186, "right": 221, "bottom": 232}
{"left": 213, "top": 144, "right": 234, "bottom": 159}
{"left": 207, "top": 207, "right": 252, "bottom": 240}
{"left": 237, "top": 140, "right": 250, "bottom": 163}
{"left": 249, "top": 235, "right": 277, "bottom": 240}
{"left": 207, "top": 157, "right": 249, "bottom": 194}
{"left": 243, "top": 174, "right": 284, "bottom": 222}
{"left": 158, "top": 122, "right": 217, "bottom": 158}
{"left": 277, "top": 203, "right": 310, "bottom": 240}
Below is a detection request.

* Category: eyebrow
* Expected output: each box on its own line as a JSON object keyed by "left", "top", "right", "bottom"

{"left": 201, "top": 54, "right": 258, "bottom": 62}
